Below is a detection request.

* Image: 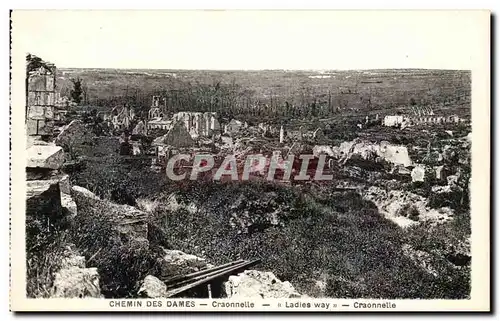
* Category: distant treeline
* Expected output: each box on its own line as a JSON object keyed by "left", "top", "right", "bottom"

{"left": 73, "top": 74, "right": 471, "bottom": 122}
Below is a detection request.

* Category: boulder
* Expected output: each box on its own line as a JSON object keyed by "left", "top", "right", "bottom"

{"left": 61, "top": 193, "right": 78, "bottom": 217}
{"left": 71, "top": 186, "right": 148, "bottom": 240}
{"left": 411, "top": 165, "right": 426, "bottom": 183}
{"left": 26, "top": 145, "right": 65, "bottom": 170}
{"left": 51, "top": 246, "right": 101, "bottom": 298}
{"left": 435, "top": 165, "right": 445, "bottom": 181}
{"left": 60, "top": 254, "right": 86, "bottom": 269}
{"left": 26, "top": 180, "right": 62, "bottom": 217}
{"left": 378, "top": 141, "right": 412, "bottom": 167}
{"left": 155, "top": 249, "right": 210, "bottom": 278}
{"left": 55, "top": 120, "right": 89, "bottom": 150}
{"left": 71, "top": 185, "right": 101, "bottom": 208}
{"left": 52, "top": 267, "right": 101, "bottom": 298}
{"left": 137, "top": 275, "right": 168, "bottom": 298}
{"left": 163, "top": 249, "right": 209, "bottom": 270}
{"left": 59, "top": 174, "right": 71, "bottom": 194}
{"left": 26, "top": 136, "right": 50, "bottom": 149}
{"left": 224, "top": 270, "right": 301, "bottom": 299}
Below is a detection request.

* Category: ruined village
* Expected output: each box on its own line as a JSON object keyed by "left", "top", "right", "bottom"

{"left": 26, "top": 54, "right": 471, "bottom": 300}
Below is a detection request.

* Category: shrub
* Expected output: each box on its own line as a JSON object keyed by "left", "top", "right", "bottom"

{"left": 69, "top": 201, "right": 162, "bottom": 298}
{"left": 26, "top": 202, "right": 70, "bottom": 298}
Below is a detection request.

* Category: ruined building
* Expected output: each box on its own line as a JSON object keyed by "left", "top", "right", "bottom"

{"left": 111, "top": 105, "right": 136, "bottom": 130}
{"left": 383, "top": 114, "right": 463, "bottom": 128}
{"left": 146, "top": 96, "right": 221, "bottom": 137}
{"left": 148, "top": 95, "right": 166, "bottom": 119}
{"left": 26, "top": 58, "right": 56, "bottom": 139}
{"left": 173, "top": 111, "right": 221, "bottom": 138}
{"left": 147, "top": 96, "right": 171, "bottom": 131}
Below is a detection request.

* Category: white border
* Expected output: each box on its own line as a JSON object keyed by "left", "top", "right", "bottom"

{"left": 4, "top": 2, "right": 495, "bottom": 317}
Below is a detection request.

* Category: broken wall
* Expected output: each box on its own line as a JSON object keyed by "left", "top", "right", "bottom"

{"left": 27, "top": 63, "right": 56, "bottom": 138}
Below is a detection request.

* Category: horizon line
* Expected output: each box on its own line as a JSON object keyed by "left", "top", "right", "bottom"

{"left": 56, "top": 67, "right": 471, "bottom": 72}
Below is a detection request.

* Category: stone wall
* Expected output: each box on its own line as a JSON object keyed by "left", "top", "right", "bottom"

{"left": 26, "top": 63, "right": 56, "bottom": 138}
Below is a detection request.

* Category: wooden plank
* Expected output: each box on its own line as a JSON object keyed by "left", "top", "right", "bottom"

{"left": 165, "top": 259, "right": 261, "bottom": 298}
{"left": 163, "top": 260, "right": 244, "bottom": 285}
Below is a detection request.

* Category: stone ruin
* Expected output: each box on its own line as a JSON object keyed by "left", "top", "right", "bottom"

{"left": 26, "top": 57, "right": 56, "bottom": 140}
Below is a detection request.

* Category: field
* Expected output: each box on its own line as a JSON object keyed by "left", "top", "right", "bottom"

{"left": 57, "top": 68, "right": 471, "bottom": 122}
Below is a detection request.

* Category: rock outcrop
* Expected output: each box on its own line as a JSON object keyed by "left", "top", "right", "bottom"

{"left": 52, "top": 249, "right": 101, "bottom": 298}
{"left": 71, "top": 185, "right": 148, "bottom": 240}
{"left": 137, "top": 275, "right": 168, "bottom": 298}
{"left": 26, "top": 180, "right": 62, "bottom": 217}
{"left": 26, "top": 144, "right": 65, "bottom": 170}
{"left": 411, "top": 165, "right": 426, "bottom": 183}
{"left": 55, "top": 120, "right": 90, "bottom": 151}
{"left": 363, "top": 186, "right": 453, "bottom": 228}
{"left": 157, "top": 249, "right": 211, "bottom": 277}
{"left": 52, "top": 266, "right": 101, "bottom": 298}
{"left": 224, "top": 270, "right": 301, "bottom": 299}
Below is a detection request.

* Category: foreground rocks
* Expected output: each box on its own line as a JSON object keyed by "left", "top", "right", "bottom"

{"left": 26, "top": 144, "right": 65, "bottom": 170}
{"left": 163, "top": 249, "right": 210, "bottom": 270}
{"left": 138, "top": 275, "right": 168, "bottom": 298}
{"left": 52, "top": 248, "right": 101, "bottom": 298}
{"left": 411, "top": 165, "right": 426, "bottom": 183}
{"left": 156, "top": 248, "right": 211, "bottom": 278}
{"left": 26, "top": 180, "right": 62, "bottom": 217}
{"left": 224, "top": 270, "right": 301, "bottom": 299}
{"left": 71, "top": 185, "right": 148, "bottom": 240}
{"left": 55, "top": 120, "right": 91, "bottom": 152}
{"left": 363, "top": 186, "right": 453, "bottom": 227}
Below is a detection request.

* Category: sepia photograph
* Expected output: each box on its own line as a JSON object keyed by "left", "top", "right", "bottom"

{"left": 9, "top": 9, "right": 490, "bottom": 312}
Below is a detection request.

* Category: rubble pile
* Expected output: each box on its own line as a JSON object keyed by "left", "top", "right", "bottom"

{"left": 162, "top": 249, "right": 211, "bottom": 272}
{"left": 71, "top": 186, "right": 149, "bottom": 241}
{"left": 52, "top": 247, "right": 102, "bottom": 298}
{"left": 55, "top": 119, "right": 91, "bottom": 152}
{"left": 331, "top": 139, "right": 412, "bottom": 167}
{"left": 26, "top": 141, "right": 79, "bottom": 221}
{"left": 224, "top": 270, "right": 302, "bottom": 299}
{"left": 137, "top": 275, "right": 168, "bottom": 298}
{"left": 363, "top": 186, "right": 453, "bottom": 228}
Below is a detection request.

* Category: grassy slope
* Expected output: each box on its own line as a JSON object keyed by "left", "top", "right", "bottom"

{"left": 158, "top": 181, "right": 469, "bottom": 299}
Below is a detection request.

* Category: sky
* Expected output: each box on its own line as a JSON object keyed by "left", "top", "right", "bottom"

{"left": 11, "top": 10, "right": 489, "bottom": 70}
